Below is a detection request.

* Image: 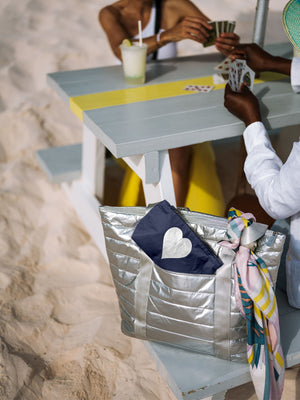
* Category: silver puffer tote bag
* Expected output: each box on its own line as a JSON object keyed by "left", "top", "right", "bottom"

{"left": 99, "top": 202, "right": 285, "bottom": 362}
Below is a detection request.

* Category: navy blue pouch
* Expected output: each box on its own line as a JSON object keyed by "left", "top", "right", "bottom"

{"left": 132, "top": 200, "right": 223, "bottom": 274}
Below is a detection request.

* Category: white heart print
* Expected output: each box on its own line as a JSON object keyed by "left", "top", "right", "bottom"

{"left": 161, "top": 227, "right": 192, "bottom": 259}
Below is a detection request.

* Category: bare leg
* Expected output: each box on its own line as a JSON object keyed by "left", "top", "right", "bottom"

{"left": 169, "top": 145, "right": 192, "bottom": 207}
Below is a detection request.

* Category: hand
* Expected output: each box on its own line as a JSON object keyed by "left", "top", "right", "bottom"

{"left": 215, "top": 32, "right": 240, "bottom": 56}
{"left": 224, "top": 83, "right": 262, "bottom": 126}
{"left": 229, "top": 43, "right": 275, "bottom": 73}
{"left": 164, "top": 16, "right": 212, "bottom": 44}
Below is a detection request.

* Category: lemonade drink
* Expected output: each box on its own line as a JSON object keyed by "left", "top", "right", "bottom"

{"left": 120, "top": 43, "right": 148, "bottom": 84}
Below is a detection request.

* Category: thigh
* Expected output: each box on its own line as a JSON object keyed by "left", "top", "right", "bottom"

{"left": 168, "top": 145, "right": 193, "bottom": 171}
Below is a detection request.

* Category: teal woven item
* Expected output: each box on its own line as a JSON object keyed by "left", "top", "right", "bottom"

{"left": 282, "top": 0, "right": 300, "bottom": 51}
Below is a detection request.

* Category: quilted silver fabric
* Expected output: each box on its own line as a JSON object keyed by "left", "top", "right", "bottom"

{"left": 99, "top": 205, "right": 285, "bottom": 362}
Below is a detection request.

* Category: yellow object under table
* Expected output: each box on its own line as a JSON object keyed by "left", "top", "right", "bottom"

{"left": 118, "top": 142, "right": 225, "bottom": 217}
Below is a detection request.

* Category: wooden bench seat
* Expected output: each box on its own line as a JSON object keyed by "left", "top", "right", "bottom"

{"left": 144, "top": 289, "right": 300, "bottom": 400}
{"left": 36, "top": 143, "right": 82, "bottom": 184}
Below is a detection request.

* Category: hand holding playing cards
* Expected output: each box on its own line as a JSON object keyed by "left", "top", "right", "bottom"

{"left": 229, "top": 43, "right": 275, "bottom": 73}
{"left": 165, "top": 16, "right": 212, "bottom": 44}
{"left": 229, "top": 43, "right": 291, "bottom": 76}
{"left": 230, "top": 43, "right": 292, "bottom": 76}
{"left": 224, "top": 83, "right": 261, "bottom": 127}
{"left": 215, "top": 32, "right": 240, "bottom": 56}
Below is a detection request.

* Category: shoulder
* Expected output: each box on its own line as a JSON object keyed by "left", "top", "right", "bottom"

{"left": 99, "top": 3, "right": 122, "bottom": 27}
{"left": 163, "top": 0, "right": 202, "bottom": 14}
{"left": 162, "top": 0, "right": 204, "bottom": 21}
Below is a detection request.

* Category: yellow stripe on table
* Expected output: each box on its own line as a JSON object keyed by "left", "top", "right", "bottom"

{"left": 69, "top": 72, "right": 288, "bottom": 120}
{"left": 70, "top": 76, "right": 216, "bottom": 120}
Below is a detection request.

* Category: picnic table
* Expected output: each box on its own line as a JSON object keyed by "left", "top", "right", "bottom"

{"left": 38, "top": 41, "right": 300, "bottom": 399}
{"left": 38, "top": 42, "right": 299, "bottom": 256}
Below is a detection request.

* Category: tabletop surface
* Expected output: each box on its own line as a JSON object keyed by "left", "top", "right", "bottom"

{"left": 47, "top": 43, "right": 299, "bottom": 158}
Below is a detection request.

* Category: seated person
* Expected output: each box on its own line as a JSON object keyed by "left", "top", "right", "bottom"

{"left": 99, "top": 0, "right": 239, "bottom": 208}
{"left": 224, "top": 1, "right": 300, "bottom": 308}
{"left": 99, "top": 0, "right": 239, "bottom": 61}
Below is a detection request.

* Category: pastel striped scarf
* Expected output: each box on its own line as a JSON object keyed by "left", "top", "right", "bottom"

{"left": 220, "top": 208, "right": 285, "bottom": 400}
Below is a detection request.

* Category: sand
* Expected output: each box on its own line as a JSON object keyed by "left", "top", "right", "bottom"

{"left": 0, "top": 0, "right": 299, "bottom": 399}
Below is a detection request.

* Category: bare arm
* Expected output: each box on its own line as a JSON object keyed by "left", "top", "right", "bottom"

{"left": 159, "top": 0, "right": 212, "bottom": 47}
{"left": 99, "top": 7, "right": 129, "bottom": 60}
{"left": 166, "top": 0, "right": 210, "bottom": 24}
{"left": 99, "top": 0, "right": 240, "bottom": 60}
{"left": 171, "top": 0, "right": 240, "bottom": 56}
{"left": 99, "top": 6, "right": 175, "bottom": 59}
{"left": 158, "top": 16, "right": 211, "bottom": 45}
{"left": 99, "top": 1, "right": 212, "bottom": 61}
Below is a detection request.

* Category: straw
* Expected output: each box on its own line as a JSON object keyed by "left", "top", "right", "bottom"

{"left": 138, "top": 20, "right": 142, "bottom": 46}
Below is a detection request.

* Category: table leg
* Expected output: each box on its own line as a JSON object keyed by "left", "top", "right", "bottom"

{"left": 81, "top": 125, "right": 105, "bottom": 201}
{"left": 123, "top": 149, "right": 176, "bottom": 206}
{"left": 60, "top": 130, "right": 175, "bottom": 259}
{"left": 60, "top": 124, "right": 108, "bottom": 260}
{"left": 62, "top": 180, "right": 108, "bottom": 259}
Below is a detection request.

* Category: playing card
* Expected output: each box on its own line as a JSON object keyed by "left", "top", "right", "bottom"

{"left": 240, "top": 64, "right": 255, "bottom": 91}
{"left": 204, "top": 20, "right": 236, "bottom": 47}
{"left": 221, "top": 73, "right": 229, "bottom": 81}
{"left": 217, "top": 21, "right": 223, "bottom": 35}
{"left": 196, "top": 85, "right": 214, "bottom": 93}
{"left": 234, "top": 59, "right": 246, "bottom": 90}
{"left": 221, "top": 20, "right": 235, "bottom": 34}
{"left": 228, "top": 62, "right": 237, "bottom": 91}
{"left": 213, "top": 73, "right": 227, "bottom": 84}
{"left": 228, "top": 60, "right": 255, "bottom": 92}
{"left": 215, "top": 20, "right": 219, "bottom": 37}
{"left": 183, "top": 84, "right": 214, "bottom": 93}
{"left": 220, "top": 21, "right": 225, "bottom": 33}
{"left": 214, "top": 57, "right": 232, "bottom": 73}
{"left": 231, "top": 61, "right": 239, "bottom": 91}
{"left": 228, "top": 60, "right": 241, "bottom": 91}
{"left": 203, "top": 21, "right": 218, "bottom": 47}
{"left": 235, "top": 59, "right": 246, "bottom": 69}
{"left": 183, "top": 84, "right": 199, "bottom": 91}
{"left": 231, "top": 21, "right": 236, "bottom": 33}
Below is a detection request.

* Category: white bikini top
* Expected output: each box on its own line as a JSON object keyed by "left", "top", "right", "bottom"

{"left": 132, "top": 2, "right": 177, "bottom": 60}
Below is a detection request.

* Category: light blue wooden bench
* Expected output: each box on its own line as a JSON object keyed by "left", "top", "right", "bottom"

{"left": 144, "top": 288, "right": 300, "bottom": 399}
{"left": 36, "top": 143, "right": 82, "bottom": 184}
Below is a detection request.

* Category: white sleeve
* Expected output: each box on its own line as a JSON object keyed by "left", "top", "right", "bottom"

{"left": 243, "top": 121, "right": 300, "bottom": 220}
{"left": 291, "top": 57, "right": 300, "bottom": 93}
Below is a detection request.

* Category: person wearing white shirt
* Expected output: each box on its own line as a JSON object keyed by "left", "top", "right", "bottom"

{"left": 224, "top": 37, "right": 300, "bottom": 307}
